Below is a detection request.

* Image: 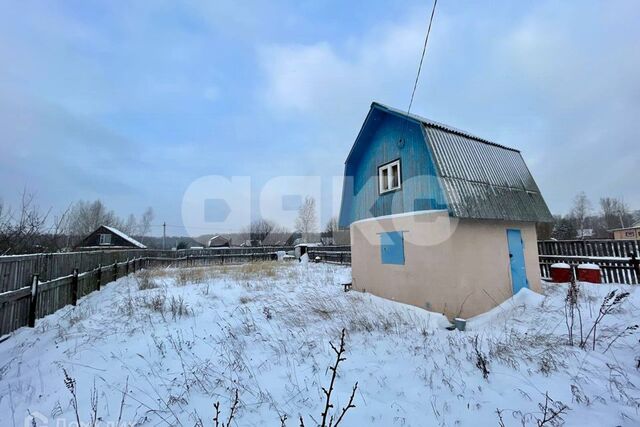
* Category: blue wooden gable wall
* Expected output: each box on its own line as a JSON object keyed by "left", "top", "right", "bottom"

{"left": 339, "top": 108, "right": 448, "bottom": 227}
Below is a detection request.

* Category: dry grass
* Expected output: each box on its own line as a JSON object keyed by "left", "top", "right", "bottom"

{"left": 176, "top": 267, "right": 209, "bottom": 286}
{"left": 135, "top": 270, "right": 159, "bottom": 290}
{"left": 231, "top": 262, "right": 278, "bottom": 281}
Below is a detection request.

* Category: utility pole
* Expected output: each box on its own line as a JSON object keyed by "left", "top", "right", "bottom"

{"left": 162, "top": 222, "right": 166, "bottom": 250}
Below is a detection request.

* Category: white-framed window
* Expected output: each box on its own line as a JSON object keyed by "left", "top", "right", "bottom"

{"left": 378, "top": 159, "right": 401, "bottom": 194}
{"left": 99, "top": 233, "right": 112, "bottom": 245}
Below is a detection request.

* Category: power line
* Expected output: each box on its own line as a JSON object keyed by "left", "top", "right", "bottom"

{"left": 406, "top": 0, "right": 438, "bottom": 117}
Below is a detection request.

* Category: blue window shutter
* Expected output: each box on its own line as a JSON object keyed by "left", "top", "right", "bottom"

{"left": 380, "top": 231, "right": 405, "bottom": 265}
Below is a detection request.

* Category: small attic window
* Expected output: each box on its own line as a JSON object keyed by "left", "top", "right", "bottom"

{"left": 99, "top": 233, "right": 112, "bottom": 245}
{"left": 378, "top": 159, "right": 401, "bottom": 194}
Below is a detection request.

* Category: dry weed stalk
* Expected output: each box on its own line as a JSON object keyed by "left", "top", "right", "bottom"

{"left": 536, "top": 392, "right": 569, "bottom": 426}
{"left": 213, "top": 389, "right": 239, "bottom": 427}
{"left": 63, "top": 369, "right": 81, "bottom": 426}
{"left": 580, "top": 290, "right": 630, "bottom": 350}
{"left": 299, "top": 328, "right": 358, "bottom": 427}
{"left": 472, "top": 335, "right": 490, "bottom": 380}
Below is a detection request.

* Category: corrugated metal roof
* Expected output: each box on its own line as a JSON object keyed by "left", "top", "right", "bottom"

{"left": 372, "top": 102, "right": 519, "bottom": 152}
{"left": 424, "top": 126, "right": 552, "bottom": 222}
{"left": 344, "top": 102, "right": 553, "bottom": 223}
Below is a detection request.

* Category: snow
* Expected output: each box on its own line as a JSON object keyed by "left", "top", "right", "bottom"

{"left": 578, "top": 263, "right": 601, "bottom": 270}
{"left": 351, "top": 209, "right": 448, "bottom": 225}
{"left": 550, "top": 262, "right": 571, "bottom": 269}
{"left": 1, "top": 263, "right": 639, "bottom": 426}
{"left": 102, "top": 225, "right": 147, "bottom": 249}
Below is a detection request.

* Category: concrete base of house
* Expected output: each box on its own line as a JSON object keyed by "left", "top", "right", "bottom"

{"left": 350, "top": 210, "right": 542, "bottom": 319}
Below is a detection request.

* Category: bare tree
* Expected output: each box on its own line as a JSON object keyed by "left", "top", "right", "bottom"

{"left": 139, "top": 207, "right": 154, "bottom": 242}
{"left": 571, "top": 192, "right": 591, "bottom": 239}
{"left": 123, "top": 214, "right": 138, "bottom": 236}
{"left": 295, "top": 196, "right": 317, "bottom": 242}
{"left": 0, "top": 190, "right": 55, "bottom": 255}
{"left": 262, "top": 224, "right": 291, "bottom": 246}
{"left": 248, "top": 219, "right": 275, "bottom": 245}
{"left": 321, "top": 216, "right": 340, "bottom": 245}
{"left": 325, "top": 217, "right": 339, "bottom": 234}
{"left": 64, "top": 200, "right": 121, "bottom": 243}
{"left": 600, "top": 196, "right": 632, "bottom": 230}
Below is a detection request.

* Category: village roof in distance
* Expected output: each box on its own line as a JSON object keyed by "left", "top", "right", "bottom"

{"left": 609, "top": 221, "right": 640, "bottom": 232}
{"left": 102, "top": 225, "right": 147, "bottom": 248}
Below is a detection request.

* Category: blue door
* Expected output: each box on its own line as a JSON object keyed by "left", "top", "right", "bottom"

{"left": 507, "top": 229, "right": 528, "bottom": 294}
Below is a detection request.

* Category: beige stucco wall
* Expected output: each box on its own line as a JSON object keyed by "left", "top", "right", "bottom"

{"left": 350, "top": 211, "right": 541, "bottom": 319}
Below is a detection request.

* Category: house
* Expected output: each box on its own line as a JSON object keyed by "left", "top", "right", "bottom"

{"left": 338, "top": 102, "right": 553, "bottom": 318}
{"left": 576, "top": 228, "right": 595, "bottom": 239}
{"left": 208, "top": 235, "right": 231, "bottom": 248}
{"left": 610, "top": 221, "right": 640, "bottom": 240}
{"left": 76, "top": 225, "right": 147, "bottom": 250}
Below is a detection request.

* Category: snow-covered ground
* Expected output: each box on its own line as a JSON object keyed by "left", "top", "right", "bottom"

{"left": 1, "top": 262, "right": 639, "bottom": 426}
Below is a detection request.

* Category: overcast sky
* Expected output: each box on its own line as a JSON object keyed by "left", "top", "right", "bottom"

{"left": 1, "top": 0, "right": 638, "bottom": 236}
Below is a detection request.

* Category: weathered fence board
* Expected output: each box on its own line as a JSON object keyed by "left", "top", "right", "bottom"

{"left": 307, "top": 246, "right": 351, "bottom": 265}
{"left": 0, "top": 248, "right": 291, "bottom": 337}
{"left": 537, "top": 240, "right": 640, "bottom": 258}
{"left": 310, "top": 243, "right": 640, "bottom": 285}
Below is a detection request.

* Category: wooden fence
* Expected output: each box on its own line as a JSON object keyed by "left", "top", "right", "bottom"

{"left": 309, "top": 242, "right": 640, "bottom": 285}
{"left": 537, "top": 240, "right": 640, "bottom": 285}
{"left": 539, "top": 255, "right": 639, "bottom": 285}
{"left": 0, "top": 247, "right": 292, "bottom": 337}
{"left": 307, "top": 246, "right": 351, "bottom": 265}
{"left": 3, "top": 240, "right": 640, "bottom": 337}
{"left": 537, "top": 239, "right": 639, "bottom": 258}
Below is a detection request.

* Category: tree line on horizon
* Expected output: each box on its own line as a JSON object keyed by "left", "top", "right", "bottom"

{"left": 4, "top": 189, "right": 635, "bottom": 255}
{"left": 539, "top": 192, "right": 640, "bottom": 240}
{"left": 0, "top": 191, "right": 154, "bottom": 255}
{"left": 0, "top": 193, "right": 345, "bottom": 255}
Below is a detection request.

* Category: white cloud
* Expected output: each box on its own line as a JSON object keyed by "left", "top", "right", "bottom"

{"left": 258, "top": 16, "right": 429, "bottom": 123}
{"left": 257, "top": 1, "right": 640, "bottom": 214}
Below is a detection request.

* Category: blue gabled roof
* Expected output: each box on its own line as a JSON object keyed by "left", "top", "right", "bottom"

{"left": 340, "top": 102, "right": 553, "bottom": 224}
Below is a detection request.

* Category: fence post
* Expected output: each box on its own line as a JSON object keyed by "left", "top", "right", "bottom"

{"left": 113, "top": 262, "right": 118, "bottom": 282}
{"left": 631, "top": 253, "right": 640, "bottom": 281}
{"left": 125, "top": 259, "right": 129, "bottom": 276}
{"left": 96, "top": 264, "right": 102, "bottom": 291}
{"left": 71, "top": 269, "right": 79, "bottom": 306}
{"left": 28, "top": 274, "right": 40, "bottom": 327}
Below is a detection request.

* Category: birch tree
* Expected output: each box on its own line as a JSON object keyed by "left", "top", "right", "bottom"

{"left": 295, "top": 196, "right": 317, "bottom": 242}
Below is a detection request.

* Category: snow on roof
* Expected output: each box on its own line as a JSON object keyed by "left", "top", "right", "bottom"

{"left": 608, "top": 222, "right": 640, "bottom": 231}
{"left": 352, "top": 209, "right": 448, "bottom": 226}
{"left": 102, "top": 225, "right": 147, "bottom": 249}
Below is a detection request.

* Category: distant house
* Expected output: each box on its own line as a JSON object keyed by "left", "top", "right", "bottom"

{"left": 208, "top": 235, "right": 231, "bottom": 248}
{"left": 576, "top": 228, "right": 595, "bottom": 239}
{"left": 76, "top": 225, "right": 146, "bottom": 250}
{"left": 339, "top": 102, "right": 553, "bottom": 318}
{"left": 610, "top": 221, "right": 640, "bottom": 240}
